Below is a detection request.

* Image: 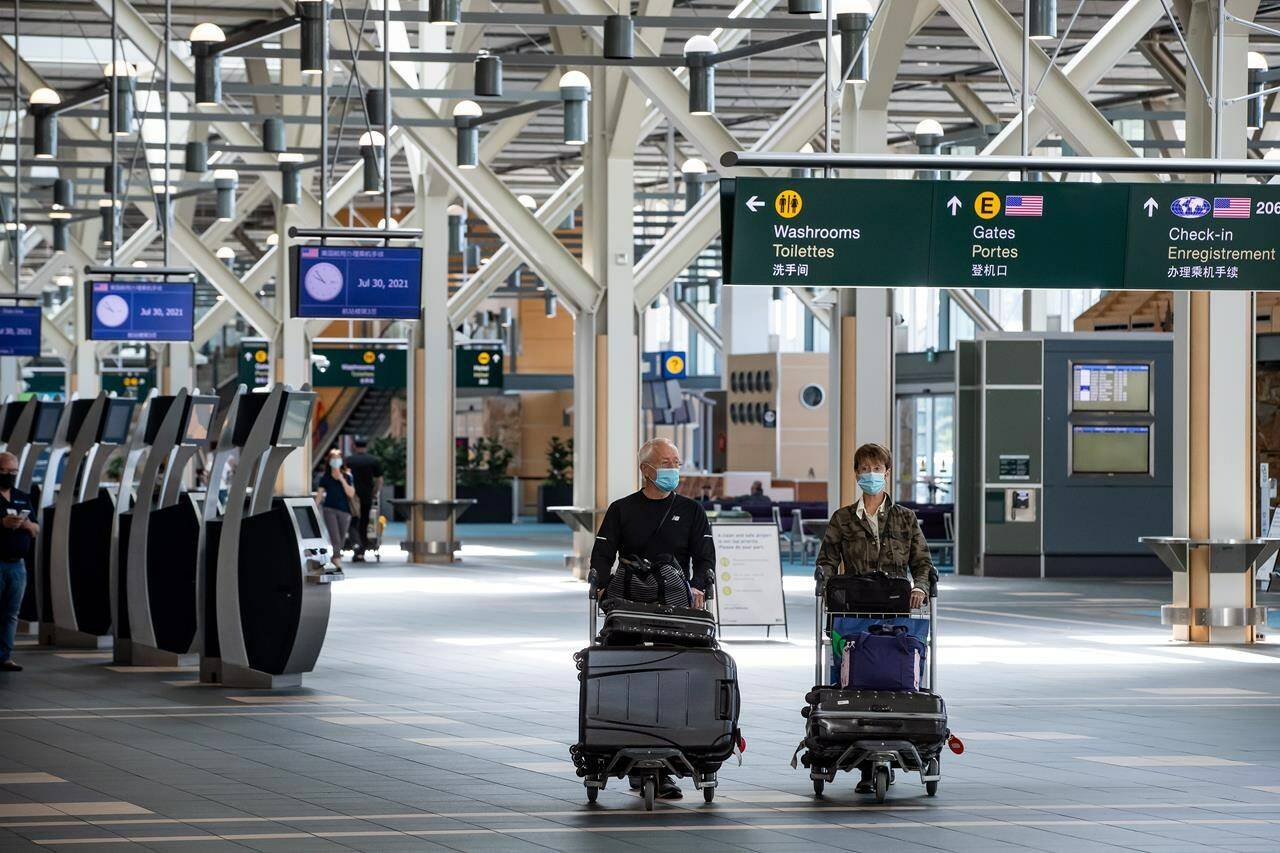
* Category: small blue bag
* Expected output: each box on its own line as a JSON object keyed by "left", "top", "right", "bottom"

{"left": 830, "top": 616, "right": 927, "bottom": 686}
{"left": 848, "top": 624, "right": 926, "bottom": 691}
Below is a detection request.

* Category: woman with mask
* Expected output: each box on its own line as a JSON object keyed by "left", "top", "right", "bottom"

{"left": 315, "top": 448, "right": 357, "bottom": 570}
{"left": 814, "top": 442, "right": 934, "bottom": 793}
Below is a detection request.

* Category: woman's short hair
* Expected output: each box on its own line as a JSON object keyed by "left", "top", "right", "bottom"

{"left": 853, "top": 442, "right": 891, "bottom": 472}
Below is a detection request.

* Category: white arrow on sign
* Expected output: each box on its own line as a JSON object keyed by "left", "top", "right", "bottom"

{"left": 946, "top": 196, "right": 961, "bottom": 216}
{"left": 745, "top": 195, "right": 764, "bottom": 212}
{"left": 1144, "top": 197, "right": 1158, "bottom": 218}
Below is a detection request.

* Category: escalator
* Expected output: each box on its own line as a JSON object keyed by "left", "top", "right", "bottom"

{"left": 311, "top": 386, "right": 398, "bottom": 467}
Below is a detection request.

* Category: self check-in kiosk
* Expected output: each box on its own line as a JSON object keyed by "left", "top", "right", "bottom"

{"left": 204, "top": 384, "right": 342, "bottom": 688}
{"left": 10, "top": 398, "right": 64, "bottom": 635}
{"left": 45, "top": 392, "right": 136, "bottom": 647}
{"left": 116, "top": 388, "right": 217, "bottom": 666}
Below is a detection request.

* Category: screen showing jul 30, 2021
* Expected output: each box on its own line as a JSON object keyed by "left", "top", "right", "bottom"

{"left": 88, "top": 281, "right": 195, "bottom": 342}
{"left": 291, "top": 246, "right": 422, "bottom": 320}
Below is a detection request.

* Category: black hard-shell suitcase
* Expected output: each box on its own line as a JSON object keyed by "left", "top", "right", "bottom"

{"left": 598, "top": 599, "right": 717, "bottom": 646}
{"left": 576, "top": 645, "right": 740, "bottom": 759}
{"left": 803, "top": 687, "right": 948, "bottom": 752}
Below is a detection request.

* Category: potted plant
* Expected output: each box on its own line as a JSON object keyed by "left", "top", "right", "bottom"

{"left": 538, "top": 436, "right": 574, "bottom": 523}
{"left": 369, "top": 436, "right": 407, "bottom": 521}
{"left": 456, "top": 436, "right": 515, "bottom": 523}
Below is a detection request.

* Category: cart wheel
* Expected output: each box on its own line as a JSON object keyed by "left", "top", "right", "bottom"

{"left": 703, "top": 786, "right": 715, "bottom": 803}
{"left": 586, "top": 785, "right": 598, "bottom": 803}
{"left": 812, "top": 778, "right": 825, "bottom": 797}
{"left": 642, "top": 778, "right": 656, "bottom": 811}
{"left": 925, "top": 758, "right": 939, "bottom": 797}
{"left": 926, "top": 779, "right": 939, "bottom": 797}
{"left": 874, "top": 766, "right": 889, "bottom": 804}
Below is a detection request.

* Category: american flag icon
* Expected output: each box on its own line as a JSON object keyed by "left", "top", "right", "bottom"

{"left": 301, "top": 247, "right": 319, "bottom": 258}
{"left": 1213, "top": 197, "right": 1250, "bottom": 218}
{"left": 93, "top": 282, "right": 109, "bottom": 291}
{"left": 1005, "top": 195, "right": 1043, "bottom": 216}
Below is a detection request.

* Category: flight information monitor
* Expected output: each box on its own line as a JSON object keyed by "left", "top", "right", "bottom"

{"left": 291, "top": 245, "right": 422, "bottom": 319}
{"left": 1071, "top": 425, "right": 1151, "bottom": 475}
{"left": 0, "top": 306, "right": 42, "bottom": 356}
{"left": 88, "top": 281, "right": 195, "bottom": 341}
{"left": 1071, "top": 362, "right": 1151, "bottom": 413}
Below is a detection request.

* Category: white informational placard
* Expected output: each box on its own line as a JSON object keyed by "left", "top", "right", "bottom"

{"left": 710, "top": 523, "right": 787, "bottom": 628}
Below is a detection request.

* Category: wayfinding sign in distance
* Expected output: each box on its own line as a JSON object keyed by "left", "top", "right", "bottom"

{"left": 87, "top": 281, "right": 195, "bottom": 341}
{"left": 722, "top": 177, "right": 1280, "bottom": 291}
{"left": 0, "top": 306, "right": 42, "bottom": 356}
{"left": 292, "top": 245, "right": 422, "bottom": 319}
{"left": 456, "top": 343, "right": 504, "bottom": 389}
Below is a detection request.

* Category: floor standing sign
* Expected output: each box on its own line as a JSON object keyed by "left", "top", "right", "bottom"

{"left": 710, "top": 522, "right": 788, "bottom": 636}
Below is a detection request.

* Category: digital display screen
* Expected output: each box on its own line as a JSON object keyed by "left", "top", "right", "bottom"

{"left": 185, "top": 400, "right": 216, "bottom": 443}
{"left": 0, "top": 306, "right": 42, "bottom": 356}
{"left": 99, "top": 399, "right": 135, "bottom": 444}
{"left": 1071, "top": 425, "right": 1151, "bottom": 475}
{"left": 277, "top": 396, "right": 312, "bottom": 444}
{"left": 291, "top": 245, "right": 422, "bottom": 319}
{"left": 1072, "top": 363, "right": 1150, "bottom": 413}
{"left": 292, "top": 504, "right": 322, "bottom": 540}
{"left": 33, "top": 402, "right": 61, "bottom": 443}
{"left": 88, "top": 281, "right": 195, "bottom": 341}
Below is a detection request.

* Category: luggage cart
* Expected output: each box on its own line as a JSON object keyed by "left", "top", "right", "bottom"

{"left": 801, "top": 573, "right": 946, "bottom": 803}
{"left": 571, "top": 595, "right": 732, "bottom": 810}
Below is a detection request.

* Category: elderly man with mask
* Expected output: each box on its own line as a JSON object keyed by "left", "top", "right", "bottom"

{"left": 588, "top": 438, "right": 716, "bottom": 800}
{"left": 590, "top": 437, "right": 715, "bottom": 609}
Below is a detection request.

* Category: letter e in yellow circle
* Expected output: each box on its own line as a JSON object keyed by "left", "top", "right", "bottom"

{"left": 254, "top": 349, "right": 268, "bottom": 364}
{"left": 775, "top": 189, "right": 803, "bottom": 219}
{"left": 477, "top": 351, "right": 491, "bottom": 365}
{"left": 974, "top": 191, "right": 1001, "bottom": 220}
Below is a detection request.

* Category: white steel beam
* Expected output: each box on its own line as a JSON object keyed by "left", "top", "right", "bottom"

{"left": 943, "top": 82, "right": 1000, "bottom": 128}
{"left": 169, "top": 220, "right": 279, "bottom": 337}
{"left": 944, "top": 0, "right": 1163, "bottom": 181}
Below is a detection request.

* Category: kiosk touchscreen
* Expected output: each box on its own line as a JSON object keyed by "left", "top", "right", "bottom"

{"left": 206, "top": 385, "right": 341, "bottom": 688}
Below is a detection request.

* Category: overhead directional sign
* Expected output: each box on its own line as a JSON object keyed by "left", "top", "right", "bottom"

{"left": 239, "top": 339, "right": 272, "bottom": 388}
{"left": 456, "top": 343, "right": 504, "bottom": 389}
{"left": 721, "top": 177, "right": 1280, "bottom": 291}
{"left": 311, "top": 347, "right": 407, "bottom": 388}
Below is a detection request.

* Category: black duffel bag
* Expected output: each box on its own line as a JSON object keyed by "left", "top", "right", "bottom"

{"left": 603, "top": 554, "right": 692, "bottom": 608}
{"left": 824, "top": 570, "right": 912, "bottom": 613}
{"left": 598, "top": 598, "right": 717, "bottom": 646}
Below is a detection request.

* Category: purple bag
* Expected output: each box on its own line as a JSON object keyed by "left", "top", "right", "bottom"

{"left": 848, "top": 624, "right": 925, "bottom": 691}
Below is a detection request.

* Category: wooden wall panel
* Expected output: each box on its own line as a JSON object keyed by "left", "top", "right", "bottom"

{"left": 517, "top": 298, "right": 573, "bottom": 374}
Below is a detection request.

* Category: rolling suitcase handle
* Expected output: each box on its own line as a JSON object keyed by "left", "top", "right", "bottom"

{"left": 715, "top": 679, "right": 740, "bottom": 721}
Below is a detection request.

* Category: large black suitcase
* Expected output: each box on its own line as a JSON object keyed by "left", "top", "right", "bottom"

{"left": 824, "top": 572, "right": 912, "bottom": 613}
{"left": 803, "top": 687, "right": 948, "bottom": 753}
{"left": 598, "top": 599, "right": 717, "bottom": 646}
{"left": 576, "top": 646, "right": 740, "bottom": 760}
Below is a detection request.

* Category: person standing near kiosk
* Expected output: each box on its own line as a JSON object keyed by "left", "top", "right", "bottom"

{"left": 0, "top": 451, "right": 37, "bottom": 672}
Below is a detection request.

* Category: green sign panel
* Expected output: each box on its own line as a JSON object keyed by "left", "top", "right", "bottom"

{"left": 722, "top": 177, "right": 1280, "bottom": 291}
{"left": 23, "top": 370, "right": 65, "bottom": 395}
{"left": 456, "top": 344, "right": 504, "bottom": 389}
{"left": 238, "top": 340, "right": 271, "bottom": 388}
{"left": 311, "top": 347, "right": 407, "bottom": 388}
{"left": 102, "top": 368, "right": 156, "bottom": 399}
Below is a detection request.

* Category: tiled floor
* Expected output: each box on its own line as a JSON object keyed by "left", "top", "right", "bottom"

{"left": 3, "top": 524, "right": 1280, "bottom": 851}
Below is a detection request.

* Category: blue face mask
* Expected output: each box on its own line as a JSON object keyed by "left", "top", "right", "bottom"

{"left": 857, "top": 472, "right": 886, "bottom": 496}
{"left": 651, "top": 468, "right": 680, "bottom": 493}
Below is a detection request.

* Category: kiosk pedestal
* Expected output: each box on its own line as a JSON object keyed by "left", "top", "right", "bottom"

{"left": 1140, "top": 536, "right": 1275, "bottom": 644}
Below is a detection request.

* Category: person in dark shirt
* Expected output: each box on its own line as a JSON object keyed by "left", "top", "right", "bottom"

{"left": 315, "top": 448, "right": 357, "bottom": 570}
{"left": 590, "top": 438, "right": 715, "bottom": 608}
{"left": 0, "top": 452, "right": 38, "bottom": 672}
{"left": 343, "top": 437, "right": 383, "bottom": 562}
{"left": 588, "top": 438, "right": 715, "bottom": 802}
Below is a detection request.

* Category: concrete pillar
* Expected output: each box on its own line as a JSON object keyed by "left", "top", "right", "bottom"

{"left": 1175, "top": 0, "right": 1258, "bottom": 643}
{"left": 71, "top": 284, "right": 99, "bottom": 397}
{"left": 164, "top": 343, "right": 193, "bottom": 394}
{"left": 1021, "top": 289, "right": 1047, "bottom": 332}
{"left": 583, "top": 68, "right": 639, "bottom": 505}
{"left": 724, "top": 285, "right": 774, "bottom": 354}
{"left": 828, "top": 84, "right": 896, "bottom": 511}
{"left": 571, "top": 308, "right": 598, "bottom": 579}
{"left": 275, "top": 200, "right": 310, "bottom": 495}
{"left": 415, "top": 186, "right": 457, "bottom": 562}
